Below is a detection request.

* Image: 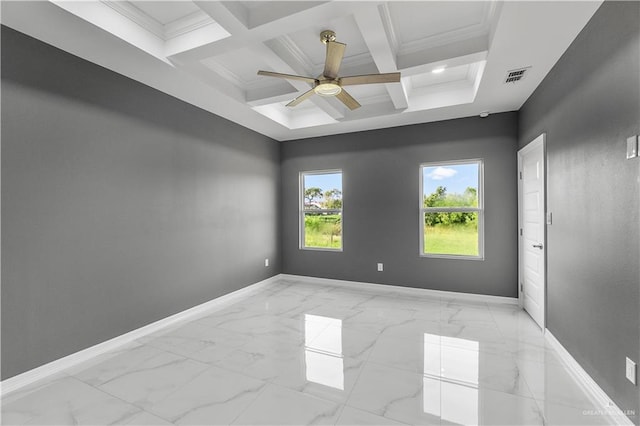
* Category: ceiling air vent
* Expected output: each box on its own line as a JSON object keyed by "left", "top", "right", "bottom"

{"left": 504, "top": 67, "right": 530, "bottom": 84}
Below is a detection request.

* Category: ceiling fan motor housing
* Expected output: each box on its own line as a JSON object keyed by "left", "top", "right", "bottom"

{"left": 320, "top": 30, "right": 337, "bottom": 44}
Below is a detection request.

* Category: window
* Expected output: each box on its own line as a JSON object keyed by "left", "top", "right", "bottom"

{"left": 420, "top": 160, "right": 483, "bottom": 259}
{"left": 300, "top": 170, "right": 343, "bottom": 250}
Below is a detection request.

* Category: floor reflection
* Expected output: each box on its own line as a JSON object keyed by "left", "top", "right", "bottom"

{"left": 304, "top": 314, "right": 344, "bottom": 390}
{"left": 424, "top": 333, "right": 479, "bottom": 425}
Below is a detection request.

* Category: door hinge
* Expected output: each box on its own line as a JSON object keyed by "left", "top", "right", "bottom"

{"left": 520, "top": 283, "right": 524, "bottom": 292}
{"left": 519, "top": 171, "right": 522, "bottom": 179}
{"left": 520, "top": 228, "right": 523, "bottom": 236}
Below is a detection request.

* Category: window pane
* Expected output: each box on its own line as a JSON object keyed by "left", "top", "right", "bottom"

{"left": 423, "top": 163, "right": 478, "bottom": 208}
{"left": 424, "top": 212, "right": 478, "bottom": 256}
{"left": 304, "top": 212, "right": 342, "bottom": 249}
{"left": 303, "top": 173, "right": 342, "bottom": 210}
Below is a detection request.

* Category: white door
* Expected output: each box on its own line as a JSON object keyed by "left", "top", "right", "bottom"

{"left": 518, "top": 134, "right": 546, "bottom": 329}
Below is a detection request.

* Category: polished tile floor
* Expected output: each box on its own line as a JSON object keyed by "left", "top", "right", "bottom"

{"left": 2, "top": 278, "right": 614, "bottom": 425}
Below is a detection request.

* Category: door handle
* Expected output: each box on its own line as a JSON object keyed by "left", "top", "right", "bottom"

{"left": 532, "top": 243, "right": 543, "bottom": 249}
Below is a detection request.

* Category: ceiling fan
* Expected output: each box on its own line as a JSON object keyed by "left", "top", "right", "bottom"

{"left": 257, "top": 30, "right": 401, "bottom": 110}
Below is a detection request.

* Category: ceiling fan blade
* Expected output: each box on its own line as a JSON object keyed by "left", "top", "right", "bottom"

{"left": 335, "top": 89, "right": 361, "bottom": 110}
{"left": 257, "top": 70, "right": 317, "bottom": 84}
{"left": 286, "top": 89, "right": 316, "bottom": 107}
{"left": 339, "top": 72, "right": 401, "bottom": 86}
{"left": 323, "top": 41, "right": 346, "bottom": 79}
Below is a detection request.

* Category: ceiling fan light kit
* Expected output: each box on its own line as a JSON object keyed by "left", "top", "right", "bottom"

{"left": 257, "top": 30, "right": 401, "bottom": 110}
{"left": 314, "top": 81, "right": 342, "bottom": 97}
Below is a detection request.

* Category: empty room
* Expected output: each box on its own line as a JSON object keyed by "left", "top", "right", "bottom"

{"left": 1, "top": 1, "right": 639, "bottom": 425}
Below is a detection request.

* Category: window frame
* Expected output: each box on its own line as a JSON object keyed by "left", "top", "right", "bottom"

{"left": 419, "top": 159, "right": 484, "bottom": 260}
{"left": 299, "top": 169, "right": 344, "bottom": 252}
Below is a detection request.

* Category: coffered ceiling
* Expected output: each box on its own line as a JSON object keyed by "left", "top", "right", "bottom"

{"left": 1, "top": 1, "right": 602, "bottom": 141}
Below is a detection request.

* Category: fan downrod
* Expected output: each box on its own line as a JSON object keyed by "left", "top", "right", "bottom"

{"left": 320, "top": 30, "right": 336, "bottom": 44}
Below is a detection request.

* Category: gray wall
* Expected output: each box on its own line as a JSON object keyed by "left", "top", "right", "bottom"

{"left": 1, "top": 27, "right": 280, "bottom": 380}
{"left": 281, "top": 113, "right": 519, "bottom": 297}
{"left": 519, "top": 2, "right": 640, "bottom": 419}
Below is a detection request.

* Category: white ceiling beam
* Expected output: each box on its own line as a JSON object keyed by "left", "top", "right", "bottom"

{"left": 353, "top": 4, "right": 408, "bottom": 110}
{"left": 170, "top": 1, "right": 350, "bottom": 63}
{"left": 48, "top": 0, "right": 168, "bottom": 63}
{"left": 247, "top": 90, "right": 298, "bottom": 107}
{"left": 193, "top": 1, "right": 249, "bottom": 37}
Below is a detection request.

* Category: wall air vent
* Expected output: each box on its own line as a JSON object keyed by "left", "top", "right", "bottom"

{"left": 504, "top": 67, "right": 530, "bottom": 84}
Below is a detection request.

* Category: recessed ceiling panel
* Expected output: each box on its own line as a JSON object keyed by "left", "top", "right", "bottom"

{"left": 339, "top": 84, "right": 389, "bottom": 106}
{"left": 283, "top": 15, "right": 369, "bottom": 73}
{"left": 388, "top": 2, "right": 489, "bottom": 47}
{"left": 222, "top": 1, "right": 328, "bottom": 29}
{"left": 411, "top": 64, "right": 472, "bottom": 89}
{"left": 131, "top": 1, "right": 200, "bottom": 25}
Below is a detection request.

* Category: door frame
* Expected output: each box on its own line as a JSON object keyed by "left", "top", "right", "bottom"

{"left": 517, "top": 133, "right": 547, "bottom": 330}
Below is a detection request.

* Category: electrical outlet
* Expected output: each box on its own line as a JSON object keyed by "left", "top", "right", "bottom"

{"left": 626, "top": 357, "right": 636, "bottom": 385}
{"left": 377, "top": 263, "right": 383, "bottom": 272}
{"left": 264, "top": 258, "right": 269, "bottom": 267}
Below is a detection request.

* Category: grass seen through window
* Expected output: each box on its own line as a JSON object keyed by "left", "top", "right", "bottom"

{"left": 422, "top": 162, "right": 482, "bottom": 257}
{"left": 304, "top": 214, "right": 342, "bottom": 249}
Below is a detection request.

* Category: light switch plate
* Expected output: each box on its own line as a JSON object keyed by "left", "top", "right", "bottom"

{"left": 377, "top": 263, "right": 383, "bottom": 272}
{"left": 626, "top": 357, "right": 636, "bottom": 385}
{"left": 627, "top": 136, "right": 638, "bottom": 159}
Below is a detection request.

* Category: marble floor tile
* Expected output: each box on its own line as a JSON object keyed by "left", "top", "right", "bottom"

{"left": 335, "top": 406, "right": 409, "bottom": 425}
{"left": 195, "top": 307, "right": 270, "bottom": 329}
{"left": 471, "top": 385, "right": 544, "bottom": 426}
{"left": 232, "top": 384, "right": 341, "bottom": 425}
{"left": 342, "top": 307, "right": 416, "bottom": 335}
{"left": 379, "top": 318, "right": 442, "bottom": 341}
{"left": 2, "top": 376, "right": 140, "bottom": 425}
{"left": 214, "top": 346, "right": 305, "bottom": 382}
{"left": 368, "top": 335, "right": 534, "bottom": 399}
{"left": 96, "top": 354, "right": 209, "bottom": 409}
{"left": 518, "top": 357, "right": 600, "bottom": 411}
{"left": 536, "top": 400, "right": 612, "bottom": 425}
{"left": 118, "top": 410, "right": 174, "bottom": 425}
{"left": 270, "top": 354, "right": 366, "bottom": 404}
{"left": 70, "top": 343, "right": 178, "bottom": 386}
{"left": 319, "top": 325, "right": 378, "bottom": 361}
{"left": 440, "top": 304, "right": 497, "bottom": 328}
{"left": 368, "top": 334, "right": 425, "bottom": 373}
{"left": 215, "top": 313, "right": 306, "bottom": 342}
{"left": 147, "top": 366, "right": 266, "bottom": 425}
{"left": 2, "top": 277, "right": 624, "bottom": 426}
{"left": 139, "top": 322, "right": 252, "bottom": 357}
{"left": 346, "top": 361, "right": 441, "bottom": 425}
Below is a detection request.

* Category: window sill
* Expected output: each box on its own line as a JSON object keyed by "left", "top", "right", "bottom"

{"left": 420, "top": 253, "right": 484, "bottom": 261}
{"left": 300, "top": 247, "right": 343, "bottom": 252}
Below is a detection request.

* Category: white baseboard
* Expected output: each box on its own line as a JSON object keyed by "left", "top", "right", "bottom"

{"left": 281, "top": 274, "right": 519, "bottom": 305}
{"left": 0, "top": 274, "right": 281, "bottom": 397}
{"left": 544, "top": 330, "right": 634, "bottom": 426}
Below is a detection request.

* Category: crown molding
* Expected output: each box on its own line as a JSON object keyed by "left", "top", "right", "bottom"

{"left": 201, "top": 58, "right": 246, "bottom": 89}
{"left": 100, "top": 0, "right": 164, "bottom": 40}
{"left": 101, "top": 1, "right": 216, "bottom": 42}
{"left": 378, "top": 3, "right": 399, "bottom": 55}
{"left": 271, "top": 35, "right": 316, "bottom": 76}
{"left": 164, "top": 10, "right": 216, "bottom": 40}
